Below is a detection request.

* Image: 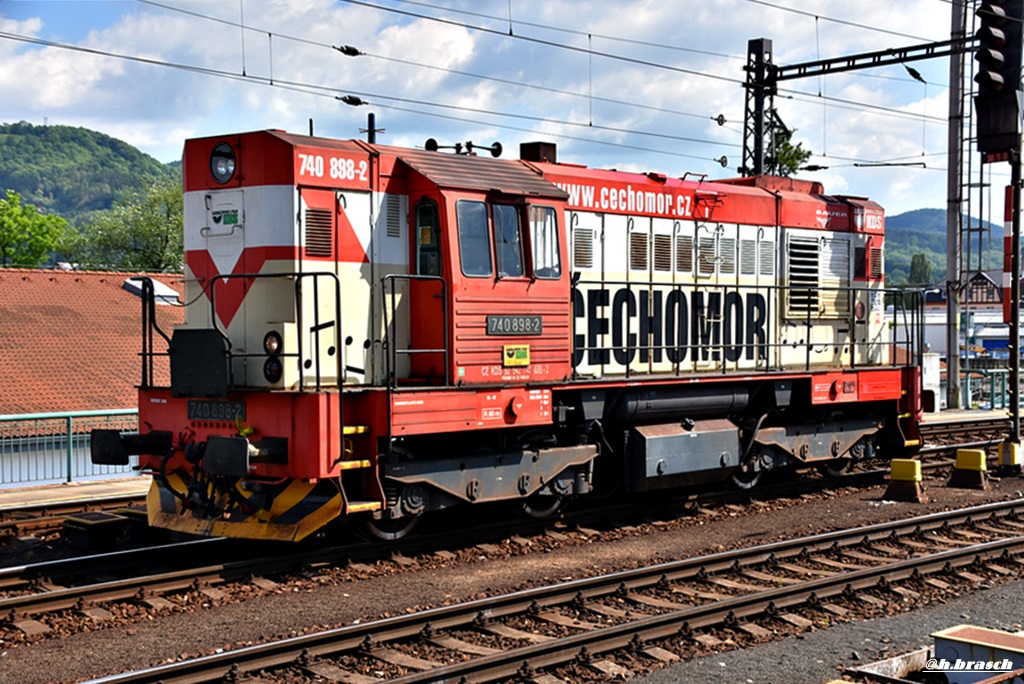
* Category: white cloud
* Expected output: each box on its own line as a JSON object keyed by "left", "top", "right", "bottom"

{"left": 0, "top": 0, "right": 984, "bottom": 213}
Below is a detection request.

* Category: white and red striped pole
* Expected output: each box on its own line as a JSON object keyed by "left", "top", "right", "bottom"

{"left": 1004, "top": 184, "right": 1015, "bottom": 324}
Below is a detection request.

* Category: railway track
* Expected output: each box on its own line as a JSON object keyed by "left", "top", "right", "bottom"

{"left": 0, "top": 420, "right": 1006, "bottom": 632}
{"left": 917, "top": 415, "right": 1010, "bottom": 446}
{"left": 81, "top": 498, "right": 1024, "bottom": 683}
{"left": 0, "top": 494, "right": 145, "bottom": 541}
{"left": 0, "top": 459, "right": 921, "bottom": 631}
{"left": 0, "top": 414, "right": 1010, "bottom": 644}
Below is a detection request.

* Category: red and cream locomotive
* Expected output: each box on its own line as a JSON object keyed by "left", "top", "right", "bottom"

{"left": 92, "top": 129, "right": 923, "bottom": 541}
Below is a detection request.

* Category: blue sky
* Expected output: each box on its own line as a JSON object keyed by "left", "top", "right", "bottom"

{"left": 0, "top": 0, "right": 1000, "bottom": 216}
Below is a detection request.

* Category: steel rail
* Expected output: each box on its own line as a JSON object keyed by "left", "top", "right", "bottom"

{"left": 81, "top": 498, "right": 1024, "bottom": 684}
{"left": 390, "top": 534, "right": 1024, "bottom": 683}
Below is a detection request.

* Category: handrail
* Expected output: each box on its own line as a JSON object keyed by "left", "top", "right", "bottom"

{"left": 569, "top": 277, "right": 916, "bottom": 377}
{"left": 207, "top": 271, "right": 344, "bottom": 392}
{"left": 0, "top": 409, "right": 139, "bottom": 485}
{"left": 0, "top": 409, "right": 137, "bottom": 422}
{"left": 381, "top": 274, "right": 449, "bottom": 389}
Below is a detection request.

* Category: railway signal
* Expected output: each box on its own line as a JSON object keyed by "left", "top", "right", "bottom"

{"left": 974, "top": 0, "right": 1024, "bottom": 153}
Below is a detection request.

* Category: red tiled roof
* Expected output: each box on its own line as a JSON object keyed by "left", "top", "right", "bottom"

{"left": 0, "top": 269, "right": 184, "bottom": 415}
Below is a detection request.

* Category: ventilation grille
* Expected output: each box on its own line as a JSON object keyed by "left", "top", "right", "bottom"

{"left": 787, "top": 235, "right": 819, "bottom": 316}
{"left": 629, "top": 231, "right": 648, "bottom": 271}
{"left": 759, "top": 240, "right": 775, "bottom": 276}
{"left": 676, "top": 235, "right": 693, "bottom": 273}
{"left": 304, "top": 208, "right": 333, "bottom": 257}
{"left": 386, "top": 195, "right": 402, "bottom": 238}
{"left": 740, "top": 239, "right": 756, "bottom": 276}
{"left": 574, "top": 228, "right": 594, "bottom": 269}
{"left": 854, "top": 246, "right": 867, "bottom": 278}
{"left": 869, "top": 247, "right": 883, "bottom": 279}
{"left": 653, "top": 234, "right": 672, "bottom": 272}
{"left": 719, "top": 237, "right": 736, "bottom": 274}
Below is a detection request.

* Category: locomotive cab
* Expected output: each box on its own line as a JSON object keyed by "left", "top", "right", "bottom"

{"left": 386, "top": 148, "right": 574, "bottom": 388}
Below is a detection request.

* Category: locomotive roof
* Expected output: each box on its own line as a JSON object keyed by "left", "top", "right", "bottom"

{"left": 264, "top": 130, "right": 568, "bottom": 200}
{"left": 380, "top": 145, "right": 570, "bottom": 201}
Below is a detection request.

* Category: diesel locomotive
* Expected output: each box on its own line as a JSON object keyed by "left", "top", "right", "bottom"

{"left": 92, "top": 129, "right": 923, "bottom": 541}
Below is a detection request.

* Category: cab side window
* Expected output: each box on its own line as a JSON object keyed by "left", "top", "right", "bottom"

{"left": 530, "top": 205, "right": 561, "bottom": 279}
{"left": 457, "top": 200, "right": 492, "bottom": 277}
{"left": 415, "top": 200, "right": 441, "bottom": 276}
{"left": 493, "top": 204, "right": 524, "bottom": 277}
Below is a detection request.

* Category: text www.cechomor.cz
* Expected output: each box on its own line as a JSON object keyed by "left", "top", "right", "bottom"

{"left": 556, "top": 182, "right": 694, "bottom": 218}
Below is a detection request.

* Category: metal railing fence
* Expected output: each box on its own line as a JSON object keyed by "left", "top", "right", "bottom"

{"left": 0, "top": 409, "right": 139, "bottom": 487}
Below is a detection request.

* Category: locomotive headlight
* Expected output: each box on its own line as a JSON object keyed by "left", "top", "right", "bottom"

{"left": 263, "top": 330, "right": 282, "bottom": 355}
{"left": 263, "top": 356, "right": 283, "bottom": 383}
{"left": 210, "top": 142, "right": 236, "bottom": 184}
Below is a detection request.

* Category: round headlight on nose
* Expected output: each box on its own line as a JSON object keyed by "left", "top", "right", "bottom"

{"left": 210, "top": 142, "right": 236, "bottom": 184}
{"left": 263, "top": 331, "right": 282, "bottom": 355}
{"left": 263, "top": 357, "right": 283, "bottom": 383}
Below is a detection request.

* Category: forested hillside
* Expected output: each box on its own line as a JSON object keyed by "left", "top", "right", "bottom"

{"left": 885, "top": 208, "right": 1000, "bottom": 284}
{"left": 0, "top": 121, "right": 178, "bottom": 225}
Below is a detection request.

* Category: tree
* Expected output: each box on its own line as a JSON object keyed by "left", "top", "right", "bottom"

{"left": 775, "top": 128, "right": 813, "bottom": 177}
{"left": 908, "top": 252, "right": 933, "bottom": 285}
{"left": 80, "top": 176, "right": 183, "bottom": 272}
{"left": 0, "top": 189, "right": 70, "bottom": 266}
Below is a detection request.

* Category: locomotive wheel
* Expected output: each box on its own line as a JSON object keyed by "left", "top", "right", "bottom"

{"left": 518, "top": 493, "right": 565, "bottom": 519}
{"left": 730, "top": 468, "right": 762, "bottom": 490}
{"left": 365, "top": 515, "right": 419, "bottom": 541}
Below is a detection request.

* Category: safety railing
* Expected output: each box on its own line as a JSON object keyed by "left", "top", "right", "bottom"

{"left": 568, "top": 278, "right": 919, "bottom": 379}
{"left": 0, "top": 409, "right": 139, "bottom": 487}
{"left": 381, "top": 274, "right": 450, "bottom": 389}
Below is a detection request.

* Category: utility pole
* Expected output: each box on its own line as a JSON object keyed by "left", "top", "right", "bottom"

{"left": 947, "top": 0, "right": 965, "bottom": 411}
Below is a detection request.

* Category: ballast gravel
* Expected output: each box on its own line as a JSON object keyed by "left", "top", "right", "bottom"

{"left": 1, "top": 473, "right": 1022, "bottom": 684}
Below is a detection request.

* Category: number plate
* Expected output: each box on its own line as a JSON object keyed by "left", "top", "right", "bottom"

{"left": 187, "top": 400, "right": 246, "bottom": 421}
{"left": 486, "top": 315, "right": 542, "bottom": 336}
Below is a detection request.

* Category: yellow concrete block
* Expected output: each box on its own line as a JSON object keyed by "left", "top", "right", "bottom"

{"left": 890, "top": 458, "right": 922, "bottom": 483}
{"left": 955, "top": 448, "right": 987, "bottom": 472}
{"left": 1000, "top": 441, "right": 1023, "bottom": 467}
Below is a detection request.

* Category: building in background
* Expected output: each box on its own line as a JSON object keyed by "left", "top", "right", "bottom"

{"left": 0, "top": 268, "right": 183, "bottom": 415}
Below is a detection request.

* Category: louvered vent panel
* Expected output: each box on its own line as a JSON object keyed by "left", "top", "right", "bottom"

{"left": 574, "top": 228, "right": 594, "bottom": 269}
{"left": 759, "top": 240, "right": 775, "bottom": 276}
{"left": 854, "top": 246, "right": 867, "bottom": 278}
{"left": 740, "top": 239, "right": 756, "bottom": 275}
{"left": 676, "top": 235, "right": 694, "bottom": 273}
{"left": 654, "top": 234, "right": 672, "bottom": 272}
{"left": 386, "top": 195, "right": 402, "bottom": 238}
{"left": 304, "top": 208, "right": 333, "bottom": 258}
{"left": 698, "top": 237, "right": 715, "bottom": 275}
{"left": 720, "top": 237, "right": 736, "bottom": 274}
{"left": 787, "top": 236, "right": 819, "bottom": 316}
{"left": 629, "top": 232, "right": 648, "bottom": 271}
{"left": 869, "top": 247, "right": 883, "bottom": 279}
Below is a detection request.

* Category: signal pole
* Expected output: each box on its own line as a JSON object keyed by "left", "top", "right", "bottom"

{"left": 974, "top": 0, "right": 1024, "bottom": 467}
{"left": 1011, "top": 153, "right": 1021, "bottom": 454}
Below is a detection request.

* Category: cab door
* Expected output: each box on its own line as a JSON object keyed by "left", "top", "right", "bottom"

{"left": 407, "top": 197, "right": 447, "bottom": 383}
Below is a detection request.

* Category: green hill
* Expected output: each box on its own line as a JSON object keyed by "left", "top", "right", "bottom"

{"left": 0, "top": 121, "right": 179, "bottom": 225}
{"left": 886, "top": 208, "right": 1000, "bottom": 284}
